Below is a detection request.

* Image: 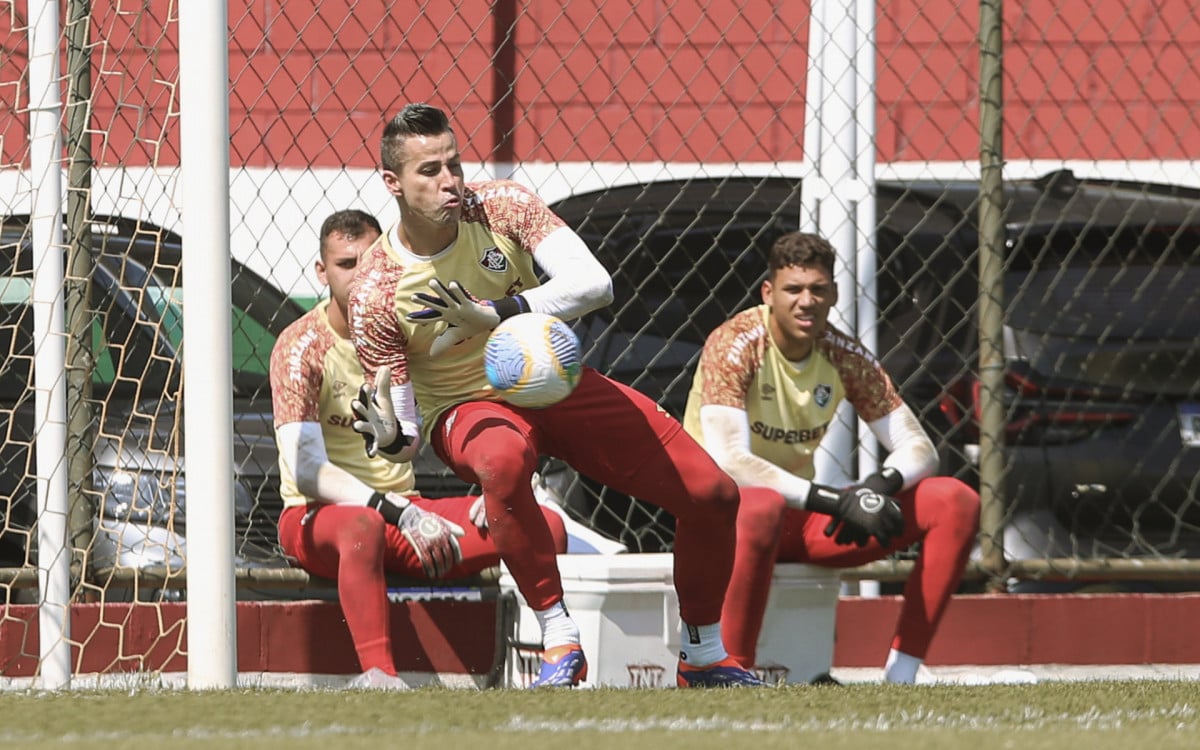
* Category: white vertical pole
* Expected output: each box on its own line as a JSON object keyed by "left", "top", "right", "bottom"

{"left": 179, "top": 2, "right": 237, "bottom": 688}
{"left": 28, "top": 0, "right": 72, "bottom": 691}
{"left": 853, "top": 0, "right": 882, "bottom": 599}
{"left": 802, "top": 0, "right": 862, "bottom": 486}
{"left": 854, "top": 0, "right": 880, "bottom": 477}
{"left": 803, "top": 0, "right": 882, "bottom": 597}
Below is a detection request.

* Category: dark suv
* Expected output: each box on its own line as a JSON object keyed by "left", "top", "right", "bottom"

{"left": 541, "top": 173, "right": 1200, "bottom": 564}
{"left": 0, "top": 215, "right": 302, "bottom": 579}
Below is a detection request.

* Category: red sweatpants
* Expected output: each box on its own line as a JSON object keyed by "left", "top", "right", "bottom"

{"left": 278, "top": 495, "right": 567, "bottom": 675}
{"left": 432, "top": 367, "right": 740, "bottom": 626}
{"left": 721, "top": 476, "right": 980, "bottom": 668}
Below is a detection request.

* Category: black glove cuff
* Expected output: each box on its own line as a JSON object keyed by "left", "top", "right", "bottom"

{"left": 368, "top": 491, "right": 408, "bottom": 525}
{"left": 804, "top": 483, "right": 842, "bottom": 516}
{"left": 488, "top": 295, "right": 530, "bottom": 321}
{"left": 377, "top": 431, "right": 412, "bottom": 457}
{"left": 861, "top": 467, "right": 903, "bottom": 496}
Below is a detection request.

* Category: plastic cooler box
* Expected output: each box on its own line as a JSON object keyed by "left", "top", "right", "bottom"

{"left": 499, "top": 553, "right": 840, "bottom": 688}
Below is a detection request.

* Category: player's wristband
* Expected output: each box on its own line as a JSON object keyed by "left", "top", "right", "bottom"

{"left": 377, "top": 430, "right": 412, "bottom": 457}
{"left": 367, "top": 491, "right": 412, "bottom": 525}
{"left": 861, "top": 467, "right": 904, "bottom": 496}
{"left": 487, "top": 295, "right": 530, "bottom": 321}
{"left": 803, "top": 483, "right": 842, "bottom": 516}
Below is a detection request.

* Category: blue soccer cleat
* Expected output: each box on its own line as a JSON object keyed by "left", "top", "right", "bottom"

{"left": 676, "top": 656, "right": 767, "bottom": 688}
{"left": 530, "top": 644, "right": 588, "bottom": 688}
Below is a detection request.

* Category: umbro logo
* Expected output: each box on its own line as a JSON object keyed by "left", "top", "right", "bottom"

{"left": 761, "top": 383, "right": 776, "bottom": 401}
{"left": 480, "top": 247, "right": 508, "bottom": 272}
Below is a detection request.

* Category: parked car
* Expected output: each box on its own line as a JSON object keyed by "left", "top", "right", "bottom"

{"left": 536, "top": 172, "right": 1200, "bottom": 569}
{"left": 0, "top": 213, "right": 500, "bottom": 597}
{"left": 0, "top": 214, "right": 303, "bottom": 587}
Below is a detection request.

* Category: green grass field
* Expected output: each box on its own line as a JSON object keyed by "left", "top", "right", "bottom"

{"left": 2, "top": 680, "right": 1198, "bottom": 750}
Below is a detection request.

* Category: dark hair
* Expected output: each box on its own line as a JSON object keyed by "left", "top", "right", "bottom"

{"left": 768, "top": 232, "right": 836, "bottom": 278}
{"left": 380, "top": 103, "right": 453, "bottom": 173}
{"left": 318, "top": 210, "right": 382, "bottom": 258}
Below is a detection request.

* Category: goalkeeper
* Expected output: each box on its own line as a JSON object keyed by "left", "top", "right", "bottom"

{"left": 682, "top": 231, "right": 980, "bottom": 685}
{"left": 346, "top": 103, "right": 763, "bottom": 688}
{"left": 270, "top": 210, "right": 567, "bottom": 688}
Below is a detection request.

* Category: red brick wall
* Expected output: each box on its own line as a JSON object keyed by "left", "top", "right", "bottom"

{"left": 3, "top": 2, "right": 1198, "bottom": 167}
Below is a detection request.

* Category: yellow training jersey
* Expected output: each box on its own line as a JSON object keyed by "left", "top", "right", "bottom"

{"left": 349, "top": 179, "right": 563, "bottom": 440}
{"left": 269, "top": 300, "right": 414, "bottom": 508}
{"left": 682, "top": 305, "right": 902, "bottom": 479}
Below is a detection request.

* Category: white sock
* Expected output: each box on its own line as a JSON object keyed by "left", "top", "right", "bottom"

{"left": 679, "top": 621, "right": 727, "bottom": 667}
{"left": 884, "top": 648, "right": 922, "bottom": 684}
{"left": 534, "top": 601, "right": 580, "bottom": 650}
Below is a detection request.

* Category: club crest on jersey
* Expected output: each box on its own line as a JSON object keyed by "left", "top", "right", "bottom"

{"left": 814, "top": 383, "right": 833, "bottom": 408}
{"left": 480, "top": 247, "right": 508, "bottom": 273}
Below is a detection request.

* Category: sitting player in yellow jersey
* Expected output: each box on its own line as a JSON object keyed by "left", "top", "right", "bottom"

{"left": 683, "top": 231, "right": 981, "bottom": 685}
{"left": 269, "top": 210, "right": 566, "bottom": 688}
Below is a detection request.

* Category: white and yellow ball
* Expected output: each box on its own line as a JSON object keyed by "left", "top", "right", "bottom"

{"left": 484, "top": 312, "right": 582, "bottom": 408}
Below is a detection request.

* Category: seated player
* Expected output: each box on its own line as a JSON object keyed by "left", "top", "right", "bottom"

{"left": 683, "top": 231, "right": 981, "bottom": 684}
{"left": 269, "top": 209, "right": 567, "bottom": 688}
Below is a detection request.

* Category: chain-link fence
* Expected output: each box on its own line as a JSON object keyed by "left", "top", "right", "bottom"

{"left": 2, "top": 0, "right": 1200, "bottom": 679}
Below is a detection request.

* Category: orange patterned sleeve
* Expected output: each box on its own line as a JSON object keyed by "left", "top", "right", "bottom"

{"left": 698, "top": 309, "right": 767, "bottom": 409}
{"left": 269, "top": 310, "right": 334, "bottom": 427}
{"left": 347, "top": 242, "right": 411, "bottom": 387}
{"left": 463, "top": 179, "right": 567, "bottom": 253}
{"left": 819, "top": 325, "right": 904, "bottom": 422}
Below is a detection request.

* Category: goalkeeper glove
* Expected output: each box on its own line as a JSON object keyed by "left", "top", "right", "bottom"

{"left": 368, "top": 492, "right": 466, "bottom": 578}
{"left": 406, "top": 278, "right": 528, "bottom": 357}
{"left": 806, "top": 467, "right": 905, "bottom": 548}
{"left": 350, "top": 366, "right": 409, "bottom": 458}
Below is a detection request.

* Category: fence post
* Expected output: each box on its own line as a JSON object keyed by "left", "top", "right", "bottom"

{"left": 977, "top": 0, "right": 1008, "bottom": 588}
{"left": 180, "top": 1, "right": 237, "bottom": 689}
{"left": 28, "top": 0, "right": 72, "bottom": 690}
{"left": 64, "top": 0, "right": 97, "bottom": 592}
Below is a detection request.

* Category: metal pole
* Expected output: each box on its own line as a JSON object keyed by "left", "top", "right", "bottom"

{"left": 64, "top": 0, "right": 97, "bottom": 589}
{"left": 852, "top": 0, "right": 881, "bottom": 598}
{"left": 802, "top": 0, "right": 864, "bottom": 489}
{"left": 977, "top": 0, "right": 1008, "bottom": 585}
{"left": 853, "top": 0, "right": 880, "bottom": 479}
{"left": 180, "top": 1, "right": 237, "bottom": 689}
{"left": 28, "top": 0, "right": 72, "bottom": 690}
{"left": 802, "top": 0, "right": 882, "bottom": 597}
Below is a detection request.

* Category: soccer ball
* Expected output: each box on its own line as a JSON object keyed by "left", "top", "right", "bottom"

{"left": 484, "top": 313, "right": 582, "bottom": 408}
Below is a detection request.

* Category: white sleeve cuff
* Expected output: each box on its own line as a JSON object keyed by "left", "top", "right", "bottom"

{"left": 524, "top": 226, "right": 614, "bottom": 320}
{"left": 276, "top": 421, "right": 376, "bottom": 505}
{"left": 699, "top": 404, "right": 816, "bottom": 508}
{"left": 866, "top": 403, "right": 939, "bottom": 489}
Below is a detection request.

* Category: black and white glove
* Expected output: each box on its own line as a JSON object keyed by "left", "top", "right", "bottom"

{"left": 806, "top": 468, "right": 905, "bottom": 549}
{"left": 406, "top": 278, "right": 528, "bottom": 357}
{"left": 350, "top": 366, "right": 409, "bottom": 458}
{"left": 368, "top": 492, "right": 466, "bottom": 578}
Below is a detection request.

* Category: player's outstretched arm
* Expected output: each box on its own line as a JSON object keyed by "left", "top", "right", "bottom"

{"left": 406, "top": 279, "right": 514, "bottom": 357}
{"left": 523, "top": 226, "right": 614, "bottom": 319}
